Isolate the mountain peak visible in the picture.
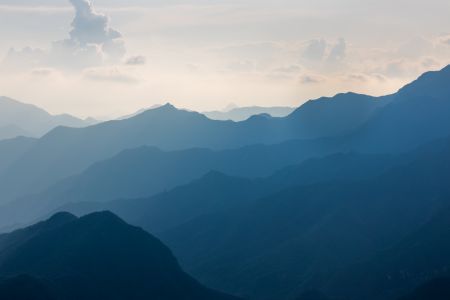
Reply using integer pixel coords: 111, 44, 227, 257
136, 102, 180, 117
397, 64, 450, 99
159, 102, 177, 110
45, 212, 77, 226
77, 211, 126, 226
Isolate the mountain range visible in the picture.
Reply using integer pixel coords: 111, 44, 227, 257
1, 66, 450, 204
0, 65, 450, 300
19, 136, 447, 300
0, 96, 95, 141
0, 89, 387, 202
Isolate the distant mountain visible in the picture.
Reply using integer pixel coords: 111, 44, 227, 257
0, 211, 240, 300
0, 96, 94, 140
0, 90, 383, 201
0, 124, 31, 141
204, 106, 295, 121
0, 137, 347, 227
0, 147, 396, 231
0, 136, 36, 175
1, 66, 449, 203
119, 104, 163, 120
348, 65, 450, 152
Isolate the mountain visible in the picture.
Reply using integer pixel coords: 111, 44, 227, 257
60, 171, 270, 234
0, 275, 56, 300
0, 136, 348, 228
204, 106, 295, 121
151, 137, 450, 300
0, 90, 379, 201
0, 124, 31, 141
0, 211, 240, 300
399, 277, 450, 300
325, 206, 450, 300
0, 96, 93, 140
347, 65, 450, 153
296, 290, 330, 300
0, 147, 396, 232
3, 65, 448, 203
0, 136, 36, 175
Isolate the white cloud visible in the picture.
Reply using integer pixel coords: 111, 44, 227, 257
300, 74, 324, 84
303, 39, 326, 61
126, 55, 146, 65
2, 0, 126, 71
83, 66, 138, 83
327, 38, 346, 62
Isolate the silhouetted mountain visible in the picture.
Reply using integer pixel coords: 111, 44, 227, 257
0, 88, 386, 201
0, 137, 346, 228
285, 92, 389, 140
63, 171, 270, 234
348, 65, 450, 152
0, 212, 240, 300
0, 275, 56, 300
326, 206, 450, 300
0, 96, 92, 140
296, 290, 330, 300
204, 106, 295, 121
399, 277, 450, 300
152, 137, 450, 300
1, 65, 449, 204
0, 147, 396, 232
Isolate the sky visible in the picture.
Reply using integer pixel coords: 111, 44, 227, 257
0, 0, 449, 118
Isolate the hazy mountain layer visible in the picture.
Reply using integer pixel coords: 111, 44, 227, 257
0, 96, 94, 140
204, 106, 295, 121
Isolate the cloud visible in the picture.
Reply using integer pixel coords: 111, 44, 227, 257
301, 38, 347, 67
327, 38, 346, 62
30, 68, 55, 77
346, 73, 368, 82
267, 65, 302, 81
2, 0, 126, 71
303, 39, 327, 61
227, 60, 255, 72
52, 0, 126, 67
2, 47, 46, 70
440, 35, 450, 46
300, 74, 324, 84
397, 37, 434, 58
272, 65, 301, 74
83, 67, 138, 84
126, 56, 146, 65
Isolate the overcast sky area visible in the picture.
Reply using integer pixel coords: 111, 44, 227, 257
0, 0, 449, 118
